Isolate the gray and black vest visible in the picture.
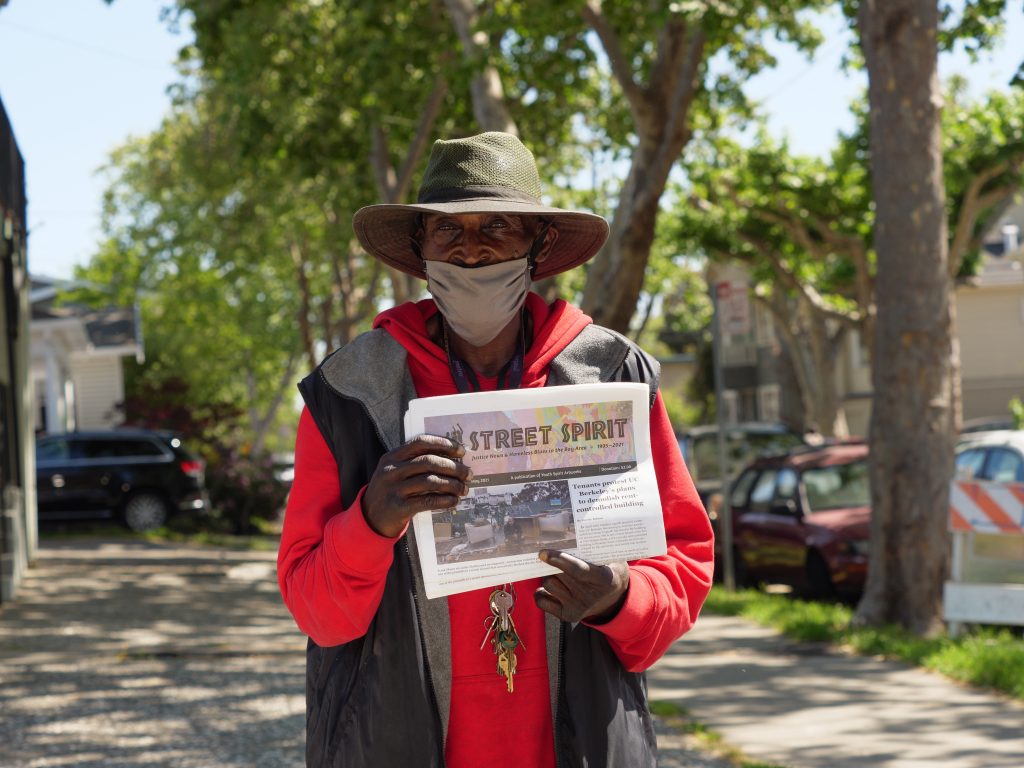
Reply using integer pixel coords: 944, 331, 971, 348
297, 323, 661, 768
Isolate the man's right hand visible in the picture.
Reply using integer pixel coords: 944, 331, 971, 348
362, 435, 472, 538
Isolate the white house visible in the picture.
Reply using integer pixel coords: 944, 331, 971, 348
697, 199, 1024, 436
30, 276, 144, 434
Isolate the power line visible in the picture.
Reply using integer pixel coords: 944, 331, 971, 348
0, 18, 171, 71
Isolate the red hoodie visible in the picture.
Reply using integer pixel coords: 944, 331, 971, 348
278, 293, 714, 768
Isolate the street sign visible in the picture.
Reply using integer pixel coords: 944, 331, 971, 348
716, 281, 751, 336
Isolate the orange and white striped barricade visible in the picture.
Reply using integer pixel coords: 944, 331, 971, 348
944, 480, 1024, 636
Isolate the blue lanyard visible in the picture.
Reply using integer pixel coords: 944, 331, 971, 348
443, 318, 525, 393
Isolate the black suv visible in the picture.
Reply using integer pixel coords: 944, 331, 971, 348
36, 429, 209, 531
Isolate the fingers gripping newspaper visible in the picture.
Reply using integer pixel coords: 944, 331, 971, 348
403, 383, 667, 599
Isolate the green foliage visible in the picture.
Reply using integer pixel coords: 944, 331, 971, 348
943, 85, 1024, 274
1010, 397, 1024, 429
204, 448, 290, 534
661, 388, 704, 432
703, 587, 1024, 700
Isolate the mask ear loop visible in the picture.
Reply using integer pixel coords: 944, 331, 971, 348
409, 213, 425, 268
527, 221, 551, 277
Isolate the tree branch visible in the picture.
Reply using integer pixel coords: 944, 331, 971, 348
652, 25, 705, 181
948, 153, 1024, 276
736, 231, 863, 326
290, 241, 317, 366
370, 122, 397, 201
582, 0, 646, 125
394, 75, 449, 202
444, 0, 517, 133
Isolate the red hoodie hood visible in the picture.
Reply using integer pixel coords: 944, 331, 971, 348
373, 292, 593, 397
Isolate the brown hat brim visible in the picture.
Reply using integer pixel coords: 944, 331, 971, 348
353, 199, 609, 281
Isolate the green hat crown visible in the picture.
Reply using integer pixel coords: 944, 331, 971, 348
417, 132, 542, 204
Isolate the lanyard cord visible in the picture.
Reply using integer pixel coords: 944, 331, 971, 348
442, 312, 526, 393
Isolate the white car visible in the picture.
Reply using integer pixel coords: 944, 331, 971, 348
955, 430, 1024, 483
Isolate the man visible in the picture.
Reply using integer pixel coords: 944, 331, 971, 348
278, 132, 714, 767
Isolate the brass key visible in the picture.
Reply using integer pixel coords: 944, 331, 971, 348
497, 647, 516, 692
487, 585, 521, 693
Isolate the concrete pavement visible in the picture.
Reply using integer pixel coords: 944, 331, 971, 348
0, 540, 727, 767
648, 613, 1024, 768
3, 539, 1022, 767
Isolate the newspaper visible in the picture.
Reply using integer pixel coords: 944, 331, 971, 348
403, 382, 667, 599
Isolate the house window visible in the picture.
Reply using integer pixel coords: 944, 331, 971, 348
34, 379, 46, 434
721, 390, 739, 425
754, 301, 777, 347
758, 384, 781, 422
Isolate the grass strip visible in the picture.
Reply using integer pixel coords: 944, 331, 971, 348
703, 587, 1024, 700
649, 700, 789, 768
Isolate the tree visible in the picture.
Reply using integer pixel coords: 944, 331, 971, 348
677, 128, 873, 437
574, 1, 830, 332
855, 0, 953, 635
674, 85, 1024, 443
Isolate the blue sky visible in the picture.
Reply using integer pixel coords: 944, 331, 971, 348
0, 2, 1021, 280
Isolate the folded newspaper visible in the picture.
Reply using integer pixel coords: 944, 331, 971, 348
403, 382, 667, 599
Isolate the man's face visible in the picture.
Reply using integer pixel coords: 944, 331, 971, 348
418, 213, 539, 267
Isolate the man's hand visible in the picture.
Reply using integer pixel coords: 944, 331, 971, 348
362, 435, 471, 538
534, 550, 630, 624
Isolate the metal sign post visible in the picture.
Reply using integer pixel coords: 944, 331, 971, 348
712, 282, 736, 591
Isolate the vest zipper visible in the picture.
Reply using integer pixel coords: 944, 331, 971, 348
554, 622, 565, 768
404, 535, 446, 766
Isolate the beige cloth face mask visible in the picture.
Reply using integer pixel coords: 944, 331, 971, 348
424, 258, 531, 347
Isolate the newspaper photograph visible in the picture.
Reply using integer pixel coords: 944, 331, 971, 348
403, 383, 667, 599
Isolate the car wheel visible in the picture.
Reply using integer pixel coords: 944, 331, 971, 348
804, 550, 835, 600
123, 493, 168, 532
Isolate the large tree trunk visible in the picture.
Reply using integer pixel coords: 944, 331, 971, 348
580, 7, 705, 333
854, 0, 955, 635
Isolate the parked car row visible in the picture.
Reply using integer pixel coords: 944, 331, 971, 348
36, 429, 209, 532
689, 423, 1023, 601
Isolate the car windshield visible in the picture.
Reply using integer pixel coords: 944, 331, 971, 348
692, 431, 804, 482
802, 460, 870, 512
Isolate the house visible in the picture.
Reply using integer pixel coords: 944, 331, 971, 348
835, 201, 1024, 435
0, 92, 34, 604
708, 200, 1024, 437
692, 262, 804, 429
955, 203, 1024, 424
30, 276, 144, 434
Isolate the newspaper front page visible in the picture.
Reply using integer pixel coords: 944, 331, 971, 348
403, 383, 666, 599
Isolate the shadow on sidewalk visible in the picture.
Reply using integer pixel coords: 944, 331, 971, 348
0, 539, 307, 768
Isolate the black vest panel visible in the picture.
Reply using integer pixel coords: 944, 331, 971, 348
295, 330, 661, 767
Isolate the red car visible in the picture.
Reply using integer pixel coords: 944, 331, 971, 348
726, 442, 871, 598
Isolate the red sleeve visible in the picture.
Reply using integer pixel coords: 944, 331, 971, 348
585, 392, 715, 671
276, 407, 405, 647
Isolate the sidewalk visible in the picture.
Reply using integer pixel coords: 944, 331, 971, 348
648, 613, 1024, 768
3, 541, 1022, 767
0, 540, 724, 768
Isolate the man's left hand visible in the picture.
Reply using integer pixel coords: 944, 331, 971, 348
534, 550, 629, 624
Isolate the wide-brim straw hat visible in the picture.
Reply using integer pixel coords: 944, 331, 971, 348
353, 132, 609, 281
